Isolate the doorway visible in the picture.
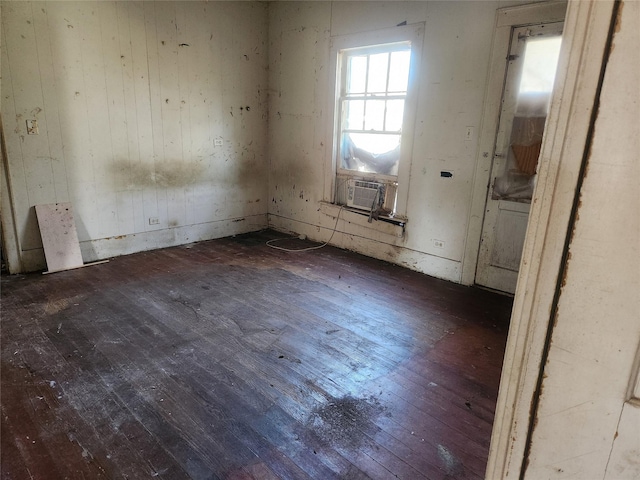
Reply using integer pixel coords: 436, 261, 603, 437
475, 22, 563, 294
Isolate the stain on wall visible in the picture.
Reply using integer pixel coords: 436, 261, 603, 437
111, 159, 207, 189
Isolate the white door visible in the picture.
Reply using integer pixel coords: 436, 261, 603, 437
475, 23, 563, 293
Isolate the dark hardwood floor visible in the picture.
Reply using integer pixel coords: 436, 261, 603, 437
1, 230, 513, 480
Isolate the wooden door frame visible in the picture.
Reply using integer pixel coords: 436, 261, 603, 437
0, 113, 23, 274
485, 0, 618, 477
0, 4, 22, 273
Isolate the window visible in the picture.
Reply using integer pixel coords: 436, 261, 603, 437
338, 44, 411, 177
492, 25, 563, 201
325, 24, 423, 219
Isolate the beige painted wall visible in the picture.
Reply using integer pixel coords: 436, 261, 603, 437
2, 1, 269, 272
267, 0, 526, 283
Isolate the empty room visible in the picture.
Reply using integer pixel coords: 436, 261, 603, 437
1, 1, 638, 479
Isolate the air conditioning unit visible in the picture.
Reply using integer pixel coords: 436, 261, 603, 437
346, 179, 383, 210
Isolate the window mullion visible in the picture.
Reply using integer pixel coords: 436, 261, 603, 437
363, 55, 370, 130
340, 97, 346, 140
343, 129, 399, 135
346, 93, 405, 101
383, 53, 391, 131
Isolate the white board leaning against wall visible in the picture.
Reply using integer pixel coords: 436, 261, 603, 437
35, 202, 107, 274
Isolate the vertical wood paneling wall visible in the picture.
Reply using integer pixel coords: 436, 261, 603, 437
2, 1, 268, 272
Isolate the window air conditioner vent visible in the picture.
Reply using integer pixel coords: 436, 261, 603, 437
346, 180, 383, 210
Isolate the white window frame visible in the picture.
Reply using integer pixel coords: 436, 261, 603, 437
324, 24, 424, 219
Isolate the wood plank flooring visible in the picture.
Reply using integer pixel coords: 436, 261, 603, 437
1, 230, 513, 479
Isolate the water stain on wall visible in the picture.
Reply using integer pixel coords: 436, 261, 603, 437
269, 158, 317, 192
112, 159, 206, 189
234, 156, 265, 188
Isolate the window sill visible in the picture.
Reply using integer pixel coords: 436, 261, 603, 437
319, 201, 406, 238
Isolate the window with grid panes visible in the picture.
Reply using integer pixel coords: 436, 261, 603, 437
325, 24, 423, 219
337, 43, 411, 177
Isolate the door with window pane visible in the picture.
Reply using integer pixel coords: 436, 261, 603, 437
476, 23, 563, 293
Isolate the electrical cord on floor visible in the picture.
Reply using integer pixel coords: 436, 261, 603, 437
266, 206, 344, 252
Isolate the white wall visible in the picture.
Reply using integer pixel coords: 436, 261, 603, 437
267, 0, 524, 283
1, 1, 269, 272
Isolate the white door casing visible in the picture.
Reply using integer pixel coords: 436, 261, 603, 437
486, 0, 622, 478
525, 0, 640, 475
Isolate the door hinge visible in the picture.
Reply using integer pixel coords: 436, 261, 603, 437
518, 29, 532, 40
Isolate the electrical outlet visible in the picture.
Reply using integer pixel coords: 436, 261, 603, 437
433, 239, 445, 249
148, 217, 160, 225
214, 139, 223, 147
465, 126, 474, 142
26, 119, 39, 135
